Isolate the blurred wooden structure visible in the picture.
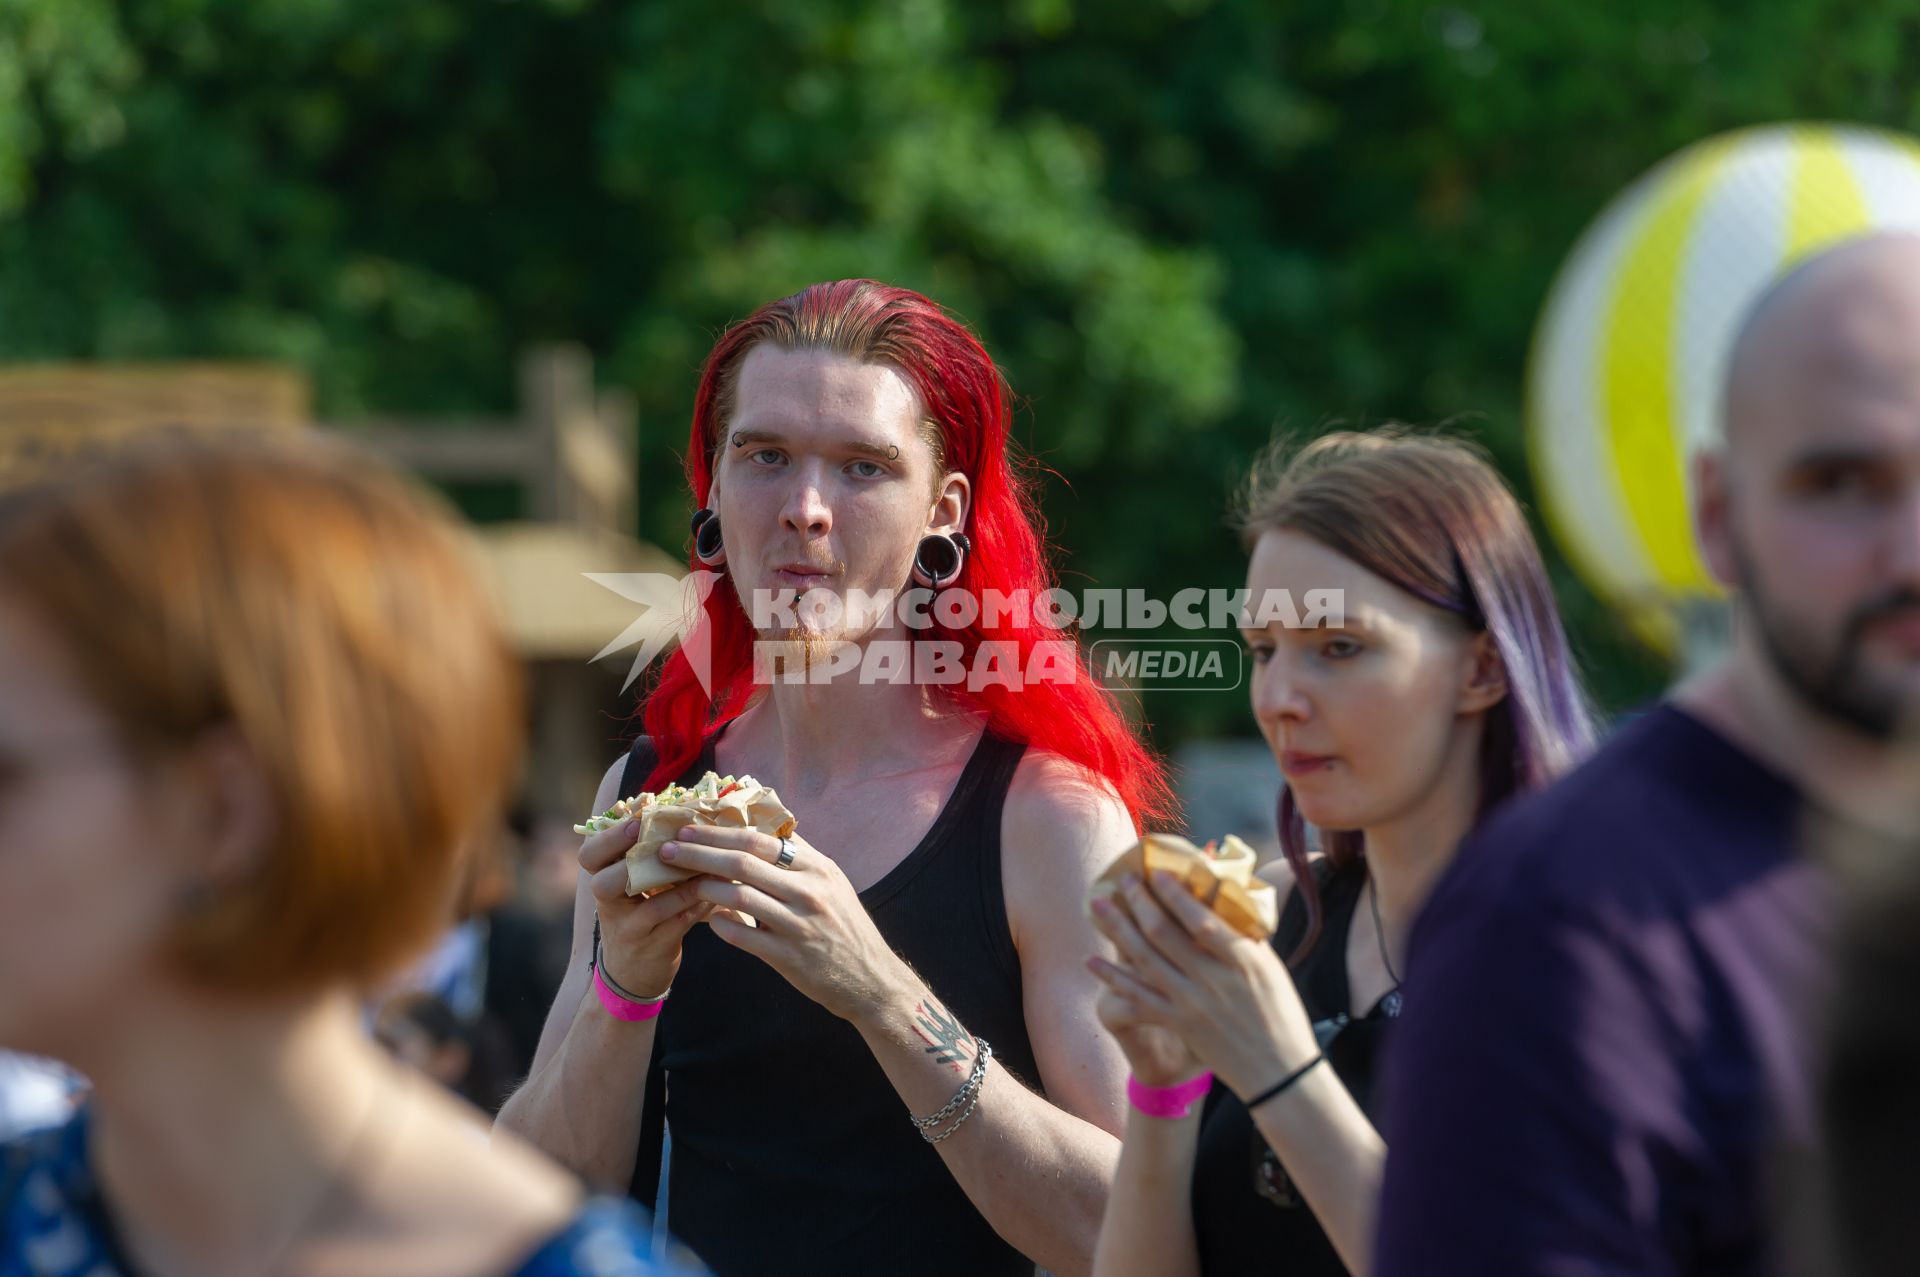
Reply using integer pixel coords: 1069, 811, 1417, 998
0, 363, 310, 482
350, 347, 638, 540
0, 347, 680, 822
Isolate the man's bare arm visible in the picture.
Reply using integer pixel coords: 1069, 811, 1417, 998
842, 753, 1135, 1277
495, 756, 695, 1190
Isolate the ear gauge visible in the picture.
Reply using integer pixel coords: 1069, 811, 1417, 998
911, 531, 971, 590
691, 507, 727, 568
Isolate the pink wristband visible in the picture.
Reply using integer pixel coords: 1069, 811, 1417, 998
1127, 1071, 1214, 1119
593, 962, 668, 1022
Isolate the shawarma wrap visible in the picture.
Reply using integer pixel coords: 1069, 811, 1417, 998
1090, 832, 1279, 940
573, 771, 798, 896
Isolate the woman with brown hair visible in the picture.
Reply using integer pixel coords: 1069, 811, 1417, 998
0, 434, 699, 1275
1089, 430, 1598, 1276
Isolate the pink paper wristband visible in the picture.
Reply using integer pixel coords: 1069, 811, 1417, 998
593, 962, 668, 1022
1127, 1070, 1214, 1119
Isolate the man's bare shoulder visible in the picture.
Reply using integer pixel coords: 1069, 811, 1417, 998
1000, 748, 1138, 930
1003, 748, 1137, 856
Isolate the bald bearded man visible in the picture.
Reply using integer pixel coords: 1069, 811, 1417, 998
1372, 234, 1920, 1276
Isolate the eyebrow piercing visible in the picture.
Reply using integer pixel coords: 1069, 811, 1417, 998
729, 433, 899, 461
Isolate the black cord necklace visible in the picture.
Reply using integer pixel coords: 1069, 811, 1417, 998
1367, 873, 1403, 991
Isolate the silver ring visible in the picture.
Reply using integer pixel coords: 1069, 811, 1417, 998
775, 837, 797, 869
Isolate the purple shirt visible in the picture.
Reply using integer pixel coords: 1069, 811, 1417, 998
1375, 704, 1830, 1276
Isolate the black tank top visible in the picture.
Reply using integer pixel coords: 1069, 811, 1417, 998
616, 727, 1042, 1277
1190, 857, 1396, 1276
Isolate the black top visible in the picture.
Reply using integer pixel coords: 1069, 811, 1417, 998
1191, 856, 1392, 1276
617, 728, 1042, 1277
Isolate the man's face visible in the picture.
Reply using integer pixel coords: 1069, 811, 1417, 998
1714, 248, 1920, 739
713, 344, 965, 648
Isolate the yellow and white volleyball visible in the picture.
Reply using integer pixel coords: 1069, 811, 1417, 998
1527, 123, 1920, 657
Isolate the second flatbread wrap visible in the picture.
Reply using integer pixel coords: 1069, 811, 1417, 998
1089, 832, 1279, 940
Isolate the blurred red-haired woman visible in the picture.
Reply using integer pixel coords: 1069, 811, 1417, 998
0, 435, 700, 1276
500, 280, 1170, 1276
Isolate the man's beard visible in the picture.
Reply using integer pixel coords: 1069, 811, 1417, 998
757, 627, 842, 677
740, 576, 845, 675
747, 580, 902, 679
1733, 535, 1920, 741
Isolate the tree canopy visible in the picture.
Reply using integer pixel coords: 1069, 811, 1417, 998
6, 0, 1906, 742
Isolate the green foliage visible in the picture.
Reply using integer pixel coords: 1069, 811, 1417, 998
7, 0, 1904, 742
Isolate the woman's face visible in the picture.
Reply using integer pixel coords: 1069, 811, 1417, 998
0, 596, 188, 1056
1242, 530, 1499, 833
713, 344, 968, 645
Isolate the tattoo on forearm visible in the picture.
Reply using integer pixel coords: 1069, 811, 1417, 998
912, 999, 975, 1071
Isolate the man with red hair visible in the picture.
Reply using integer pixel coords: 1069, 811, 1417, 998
500, 280, 1174, 1276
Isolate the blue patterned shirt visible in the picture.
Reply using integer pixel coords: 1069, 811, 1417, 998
1, 1108, 704, 1277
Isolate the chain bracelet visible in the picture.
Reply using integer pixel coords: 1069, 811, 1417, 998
922, 1077, 986, 1144
911, 1040, 992, 1142
910, 1039, 991, 1129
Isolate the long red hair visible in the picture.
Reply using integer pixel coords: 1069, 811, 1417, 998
638, 280, 1174, 829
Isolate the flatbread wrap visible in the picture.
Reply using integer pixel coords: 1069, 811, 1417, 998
573, 771, 798, 896
1090, 832, 1279, 940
